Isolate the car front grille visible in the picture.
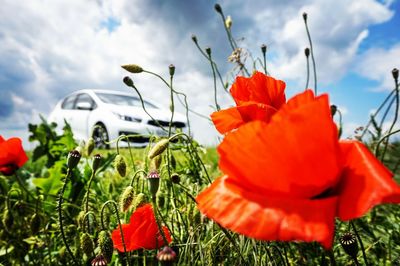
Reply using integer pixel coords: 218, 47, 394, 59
119, 131, 150, 143
147, 120, 186, 128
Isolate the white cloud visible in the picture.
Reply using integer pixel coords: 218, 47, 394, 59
355, 44, 400, 91
0, 0, 397, 147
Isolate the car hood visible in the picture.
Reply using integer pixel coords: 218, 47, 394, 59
105, 104, 186, 122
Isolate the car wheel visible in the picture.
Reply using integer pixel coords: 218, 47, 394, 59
92, 123, 110, 149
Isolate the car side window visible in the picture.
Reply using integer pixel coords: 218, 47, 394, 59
75, 93, 97, 110
61, 95, 77, 109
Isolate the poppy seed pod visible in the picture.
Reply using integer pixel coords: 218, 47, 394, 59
114, 154, 127, 177
98, 230, 113, 262
191, 34, 198, 44
121, 64, 143, 74
214, 3, 222, 14
393, 68, 399, 82
92, 154, 102, 173
148, 139, 169, 160
302, 12, 308, 21
157, 246, 177, 263
123, 76, 134, 87
147, 171, 160, 197
80, 233, 94, 257
305, 47, 310, 57
120, 185, 135, 212
169, 64, 175, 76
339, 232, 359, 259
30, 213, 41, 234
261, 44, 267, 55
91, 254, 108, 266
205, 47, 212, 57
330, 105, 337, 117
171, 173, 180, 184
67, 150, 81, 169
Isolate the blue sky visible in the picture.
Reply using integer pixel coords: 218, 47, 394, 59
0, 0, 399, 147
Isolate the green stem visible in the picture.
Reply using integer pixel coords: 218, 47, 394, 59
350, 221, 369, 266
151, 197, 169, 246
304, 19, 317, 95
58, 168, 79, 265
305, 54, 310, 90
374, 129, 400, 157
208, 52, 220, 111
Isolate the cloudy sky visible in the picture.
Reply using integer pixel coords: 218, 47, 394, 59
0, 0, 399, 148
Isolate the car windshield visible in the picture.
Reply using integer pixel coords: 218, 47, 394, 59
96, 92, 158, 109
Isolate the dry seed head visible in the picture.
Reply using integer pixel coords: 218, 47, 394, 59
330, 105, 337, 117
393, 68, 399, 82
121, 64, 144, 73
339, 232, 358, 259
302, 12, 308, 21
191, 34, 198, 44
205, 47, 212, 57
67, 150, 81, 169
147, 171, 160, 196
169, 64, 175, 76
120, 186, 135, 212
91, 254, 108, 266
98, 230, 113, 262
114, 154, 127, 177
92, 154, 102, 172
261, 44, 267, 54
148, 139, 169, 160
80, 232, 94, 257
305, 47, 310, 57
156, 246, 177, 262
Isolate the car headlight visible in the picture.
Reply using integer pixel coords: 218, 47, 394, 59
113, 112, 142, 123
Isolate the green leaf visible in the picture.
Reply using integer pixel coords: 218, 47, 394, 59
32, 160, 65, 195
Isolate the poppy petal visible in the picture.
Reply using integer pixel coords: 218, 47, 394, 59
336, 140, 400, 220
111, 224, 134, 252
218, 92, 341, 198
211, 102, 277, 134
197, 175, 338, 249
230, 72, 286, 108
0, 137, 28, 167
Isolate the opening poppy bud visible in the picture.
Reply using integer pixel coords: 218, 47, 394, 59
148, 139, 169, 160
225, 15, 232, 29
114, 154, 127, 177
169, 64, 175, 76
156, 246, 177, 263
191, 34, 198, 44
120, 185, 135, 212
92, 154, 102, 173
134, 193, 147, 209
330, 105, 337, 117
147, 170, 160, 197
77, 210, 86, 229
98, 230, 113, 262
2, 208, 13, 230
67, 150, 81, 169
214, 3, 222, 14
121, 64, 144, 74
30, 213, 41, 234
261, 44, 267, 55
305, 47, 310, 57
123, 76, 134, 87
80, 232, 94, 257
151, 155, 163, 170
86, 137, 95, 156
340, 232, 359, 259
392, 68, 399, 82
91, 254, 108, 266
302, 12, 308, 21
171, 173, 180, 184
205, 47, 212, 57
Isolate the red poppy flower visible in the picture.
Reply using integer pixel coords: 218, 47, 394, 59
211, 71, 286, 134
0, 135, 28, 176
111, 203, 172, 252
197, 90, 400, 249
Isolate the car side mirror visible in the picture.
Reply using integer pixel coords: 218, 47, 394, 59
76, 101, 92, 110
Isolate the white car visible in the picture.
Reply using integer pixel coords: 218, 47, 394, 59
48, 89, 187, 148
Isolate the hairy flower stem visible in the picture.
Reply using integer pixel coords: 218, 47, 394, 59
350, 221, 369, 266
305, 53, 310, 90
327, 249, 337, 266
115, 135, 136, 171
151, 197, 169, 245
380, 79, 399, 160
58, 168, 79, 265
101, 200, 131, 266
374, 129, 400, 157
207, 51, 220, 111
303, 17, 318, 94
84, 169, 96, 231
